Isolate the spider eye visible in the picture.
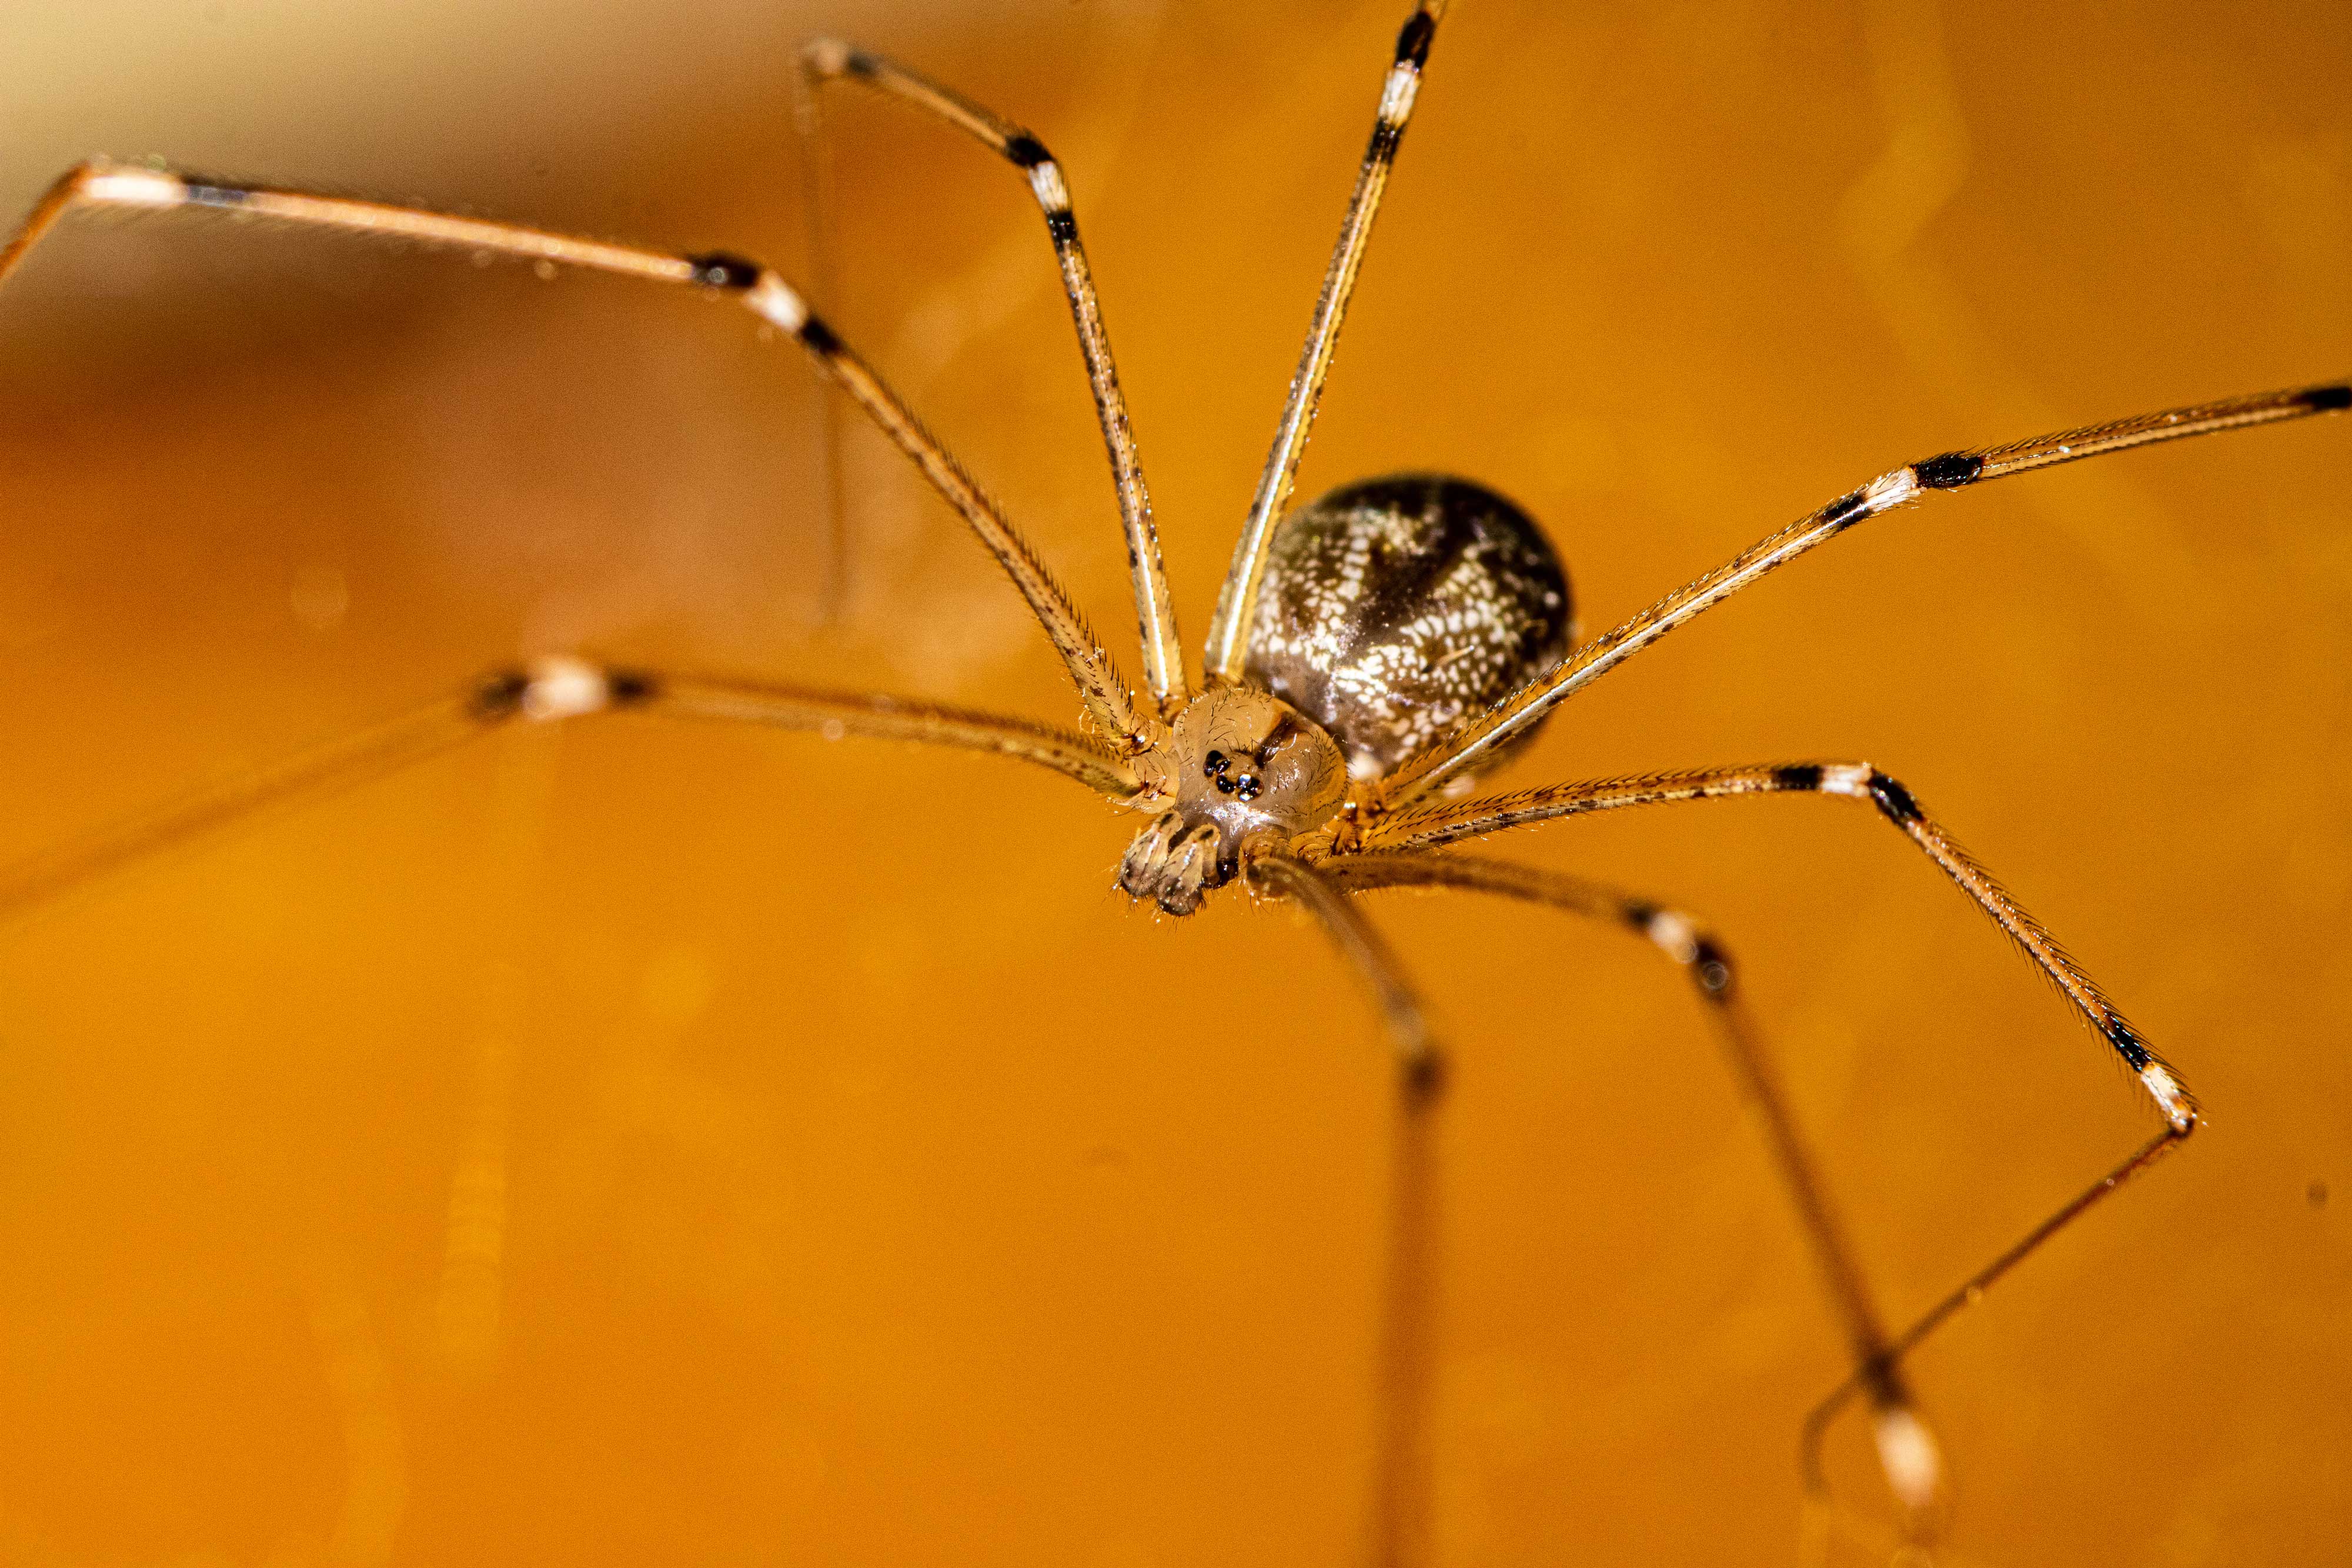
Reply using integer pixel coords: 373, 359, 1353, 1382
1234, 775, 1262, 801
1213, 773, 1237, 795
1204, 749, 1227, 777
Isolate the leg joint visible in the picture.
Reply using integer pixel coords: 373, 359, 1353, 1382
1624, 900, 1739, 996
1913, 450, 1985, 489
1402, 1043, 1448, 1104
795, 36, 867, 82
1794, 760, 1922, 825
684, 250, 762, 291
476, 656, 659, 724
1866, 770, 1923, 825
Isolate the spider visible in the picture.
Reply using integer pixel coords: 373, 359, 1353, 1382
1, 2, 2346, 1564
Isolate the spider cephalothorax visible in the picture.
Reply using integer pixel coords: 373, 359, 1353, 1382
1118, 685, 1346, 915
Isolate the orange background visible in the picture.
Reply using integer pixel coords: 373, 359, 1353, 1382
0, 2, 2347, 1564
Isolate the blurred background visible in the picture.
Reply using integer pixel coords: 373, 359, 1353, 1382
0, 1, 2347, 1563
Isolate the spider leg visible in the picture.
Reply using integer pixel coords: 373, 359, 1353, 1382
1378, 379, 2351, 808
794, 40, 1185, 710
2, 677, 509, 927
1248, 851, 1443, 1568
1, 656, 1138, 927
1201, 4, 1449, 683
630, 665, 1142, 798
1318, 848, 1946, 1526
0, 165, 1150, 748
1365, 759, 2199, 1130
1357, 760, 2202, 1513
1795, 1124, 2184, 1527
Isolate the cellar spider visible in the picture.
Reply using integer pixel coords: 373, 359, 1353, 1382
2, 2, 2346, 1564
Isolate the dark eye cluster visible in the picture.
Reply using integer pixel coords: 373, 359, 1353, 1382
1202, 748, 1264, 802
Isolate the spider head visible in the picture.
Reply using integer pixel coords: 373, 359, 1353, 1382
1117, 686, 1347, 915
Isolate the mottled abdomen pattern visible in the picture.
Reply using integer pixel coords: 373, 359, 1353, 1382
1244, 473, 1572, 783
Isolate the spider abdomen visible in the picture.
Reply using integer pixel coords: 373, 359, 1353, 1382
1243, 473, 1572, 783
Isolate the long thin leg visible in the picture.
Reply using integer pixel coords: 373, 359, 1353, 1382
795, 40, 1187, 713
1797, 1125, 2186, 1506
1201, 4, 1449, 683
629, 663, 1142, 798
0, 165, 1150, 747
1377, 380, 2351, 808
0, 656, 1138, 925
1354, 759, 2204, 1533
791, 38, 854, 624
1358, 758, 2197, 1131
0, 678, 514, 925
1318, 850, 1945, 1517
1249, 851, 1444, 1568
